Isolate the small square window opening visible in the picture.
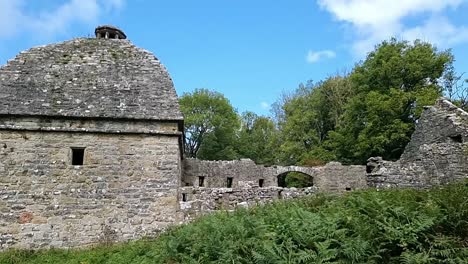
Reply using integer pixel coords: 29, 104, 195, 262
71, 148, 85, 165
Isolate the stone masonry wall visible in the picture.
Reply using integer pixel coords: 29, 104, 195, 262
178, 186, 317, 221
2, 96, 467, 251
367, 99, 468, 189
0, 38, 183, 121
367, 143, 468, 189
401, 99, 468, 162
183, 159, 367, 193
0, 129, 182, 250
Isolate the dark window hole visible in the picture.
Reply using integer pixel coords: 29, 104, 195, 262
198, 176, 205, 187
71, 148, 85, 165
449, 135, 463, 143
182, 193, 187, 202
259, 179, 264, 187
227, 177, 233, 188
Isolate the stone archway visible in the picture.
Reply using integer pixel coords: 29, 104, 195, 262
276, 171, 314, 188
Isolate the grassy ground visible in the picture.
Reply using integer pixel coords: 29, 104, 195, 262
1, 181, 467, 264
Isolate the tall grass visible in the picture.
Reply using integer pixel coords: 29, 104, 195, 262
1, 181, 467, 264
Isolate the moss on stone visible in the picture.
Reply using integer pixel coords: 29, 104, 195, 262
463, 145, 468, 156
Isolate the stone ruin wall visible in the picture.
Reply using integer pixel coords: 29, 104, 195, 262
1, 99, 467, 251
367, 143, 468, 189
0, 118, 183, 250
178, 159, 367, 220
180, 99, 468, 220
182, 158, 367, 192
367, 99, 468, 189
179, 186, 317, 222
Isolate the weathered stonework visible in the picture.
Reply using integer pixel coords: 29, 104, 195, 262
367, 98, 468, 189
0, 37, 183, 121
179, 186, 318, 221
0, 26, 185, 250
183, 159, 367, 192
0, 130, 182, 249
1, 25, 467, 251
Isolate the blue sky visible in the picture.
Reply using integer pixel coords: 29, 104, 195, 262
1, 0, 468, 115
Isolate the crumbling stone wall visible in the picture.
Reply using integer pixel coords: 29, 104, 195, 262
0, 124, 182, 250
183, 159, 367, 192
0, 22, 466, 251
178, 186, 317, 221
367, 99, 468, 189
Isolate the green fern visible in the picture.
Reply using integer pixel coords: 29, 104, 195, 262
1, 182, 467, 264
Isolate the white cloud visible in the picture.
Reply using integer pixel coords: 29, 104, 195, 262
318, 0, 468, 55
104, 0, 125, 10
260, 101, 270, 110
306, 50, 336, 63
401, 16, 468, 46
0, 1, 26, 38
0, 0, 125, 39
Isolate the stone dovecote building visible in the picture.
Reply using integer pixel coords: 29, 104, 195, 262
0, 26, 185, 249
0, 25, 467, 251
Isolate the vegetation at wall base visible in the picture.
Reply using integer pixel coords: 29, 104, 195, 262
1, 181, 467, 264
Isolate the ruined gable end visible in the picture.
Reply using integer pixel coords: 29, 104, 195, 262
401, 98, 468, 162
368, 98, 468, 189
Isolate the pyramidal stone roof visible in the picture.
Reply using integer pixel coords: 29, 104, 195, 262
0, 36, 183, 121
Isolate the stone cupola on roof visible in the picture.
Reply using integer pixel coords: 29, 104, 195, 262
95, 25, 127, 39
0, 25, 183, 121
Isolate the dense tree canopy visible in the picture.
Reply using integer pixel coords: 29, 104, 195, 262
236, 112, 279, 165
329, 39, 452, 164
276, 39, 454, 165
179, 88, 239, 160
180, 39, 461, 167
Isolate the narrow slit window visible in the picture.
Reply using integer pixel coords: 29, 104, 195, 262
182, 193, 187, 202
198, 176, 205, 187
71, 148, 85, 165
227, 177, 233, 188
259, 179, 264, 187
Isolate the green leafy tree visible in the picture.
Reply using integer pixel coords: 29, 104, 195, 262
330, 39, 453, 164
179, 88, 240, 160
236, 111, 280, 165
275, 76, 352, 165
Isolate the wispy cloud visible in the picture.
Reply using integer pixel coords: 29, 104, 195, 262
306, 50, 336, 63
318, 0, 468, 56
0, 0, 125, 39
260, 101, 270, 110
0, 1, 25, 38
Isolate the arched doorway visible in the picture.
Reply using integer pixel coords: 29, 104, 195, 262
277, 171, 314, 188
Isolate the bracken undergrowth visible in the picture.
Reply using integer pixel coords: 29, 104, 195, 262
1, 181, 467, 264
